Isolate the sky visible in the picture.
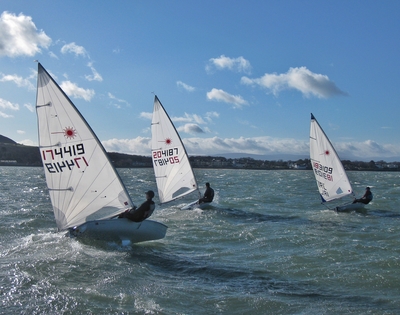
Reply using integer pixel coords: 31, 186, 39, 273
1, 0, 400, 161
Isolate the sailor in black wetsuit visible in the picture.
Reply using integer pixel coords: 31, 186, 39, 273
352, 187, 373, 204
198, 182, 214, 204
119, 190, 155, 222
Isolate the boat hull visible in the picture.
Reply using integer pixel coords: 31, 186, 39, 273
181, 200, 212, 210
335, 203, 366, 212
69, 218, 167, 244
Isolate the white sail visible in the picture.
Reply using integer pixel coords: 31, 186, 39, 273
36, 63, 134, 231
151, 96, 198, 204
310, 113, 353, 203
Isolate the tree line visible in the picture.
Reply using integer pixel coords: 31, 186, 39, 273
1, 141, 399, 171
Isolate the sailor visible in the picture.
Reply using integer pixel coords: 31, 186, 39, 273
198, 182, 214, 204
352, 187, 373, 204
119, 190, 156, 222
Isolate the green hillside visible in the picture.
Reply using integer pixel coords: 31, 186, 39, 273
0, 136, 41, 166
0, 134, 152, 167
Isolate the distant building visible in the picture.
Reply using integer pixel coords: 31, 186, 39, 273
289, 162, 307, 170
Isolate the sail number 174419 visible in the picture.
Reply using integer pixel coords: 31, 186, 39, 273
41, 143, 88, 173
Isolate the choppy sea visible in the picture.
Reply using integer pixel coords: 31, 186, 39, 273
1, 166, 400, 314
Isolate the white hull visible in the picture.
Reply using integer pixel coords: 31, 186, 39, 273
335, 203, 366, 212
69, 218, 167, 244
181, 200, 212, 210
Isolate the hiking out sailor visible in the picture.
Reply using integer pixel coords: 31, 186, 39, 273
352, 187, 373, 204
119, 190, 155, 222
198, 182, 214, 204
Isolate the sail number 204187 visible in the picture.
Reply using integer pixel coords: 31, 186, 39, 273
152, 148, 180, 167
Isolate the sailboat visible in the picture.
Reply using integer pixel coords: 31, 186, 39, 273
35, 63, 167, 244
310, 113, 365, 211
151, 95, 204, 210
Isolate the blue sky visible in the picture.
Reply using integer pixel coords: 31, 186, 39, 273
1, 1, 400, 161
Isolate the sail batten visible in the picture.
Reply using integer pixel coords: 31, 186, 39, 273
310, 113, 353, 204
36, 63, 134, 230
151, 96, 198, 204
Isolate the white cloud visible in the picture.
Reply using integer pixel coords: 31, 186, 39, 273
141, 110, 216, 134
205, 111, 219, 122
141, 127, 150, 134
182, 136, 309, 156
0, 72, 35, 90
241, 66, 347, 98
335, 140, 400, 160
171, 113, 206, 125
60, 81, 95, 101
102, 137, 151, 155
206, 88, 249, 108
0, 11, 51, 57
48, 51, 58, 59
86, 62, 103, 82
177, 123, 205, 134
101, 134, 400, 161
102, 135, 309, 156
182, 136, 400, 161
169, 113, 192, 123
24, 103, 35, 112
142, 110, 214, 126
0, 111, 13, 118
17, 130, 25, 134
140, 112, 219, 134
18, 139, 37, 146
206, 55, 251, 74
108, 92, 129, 108
61, 42, 88, 57
177, 81, 195, 92
238, 119, 258, 129
0, 98, 19, 111
140, 112, 153, 120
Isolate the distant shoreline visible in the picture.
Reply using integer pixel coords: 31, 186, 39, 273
1, 136, 399, 172
1, 163, 399, 172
